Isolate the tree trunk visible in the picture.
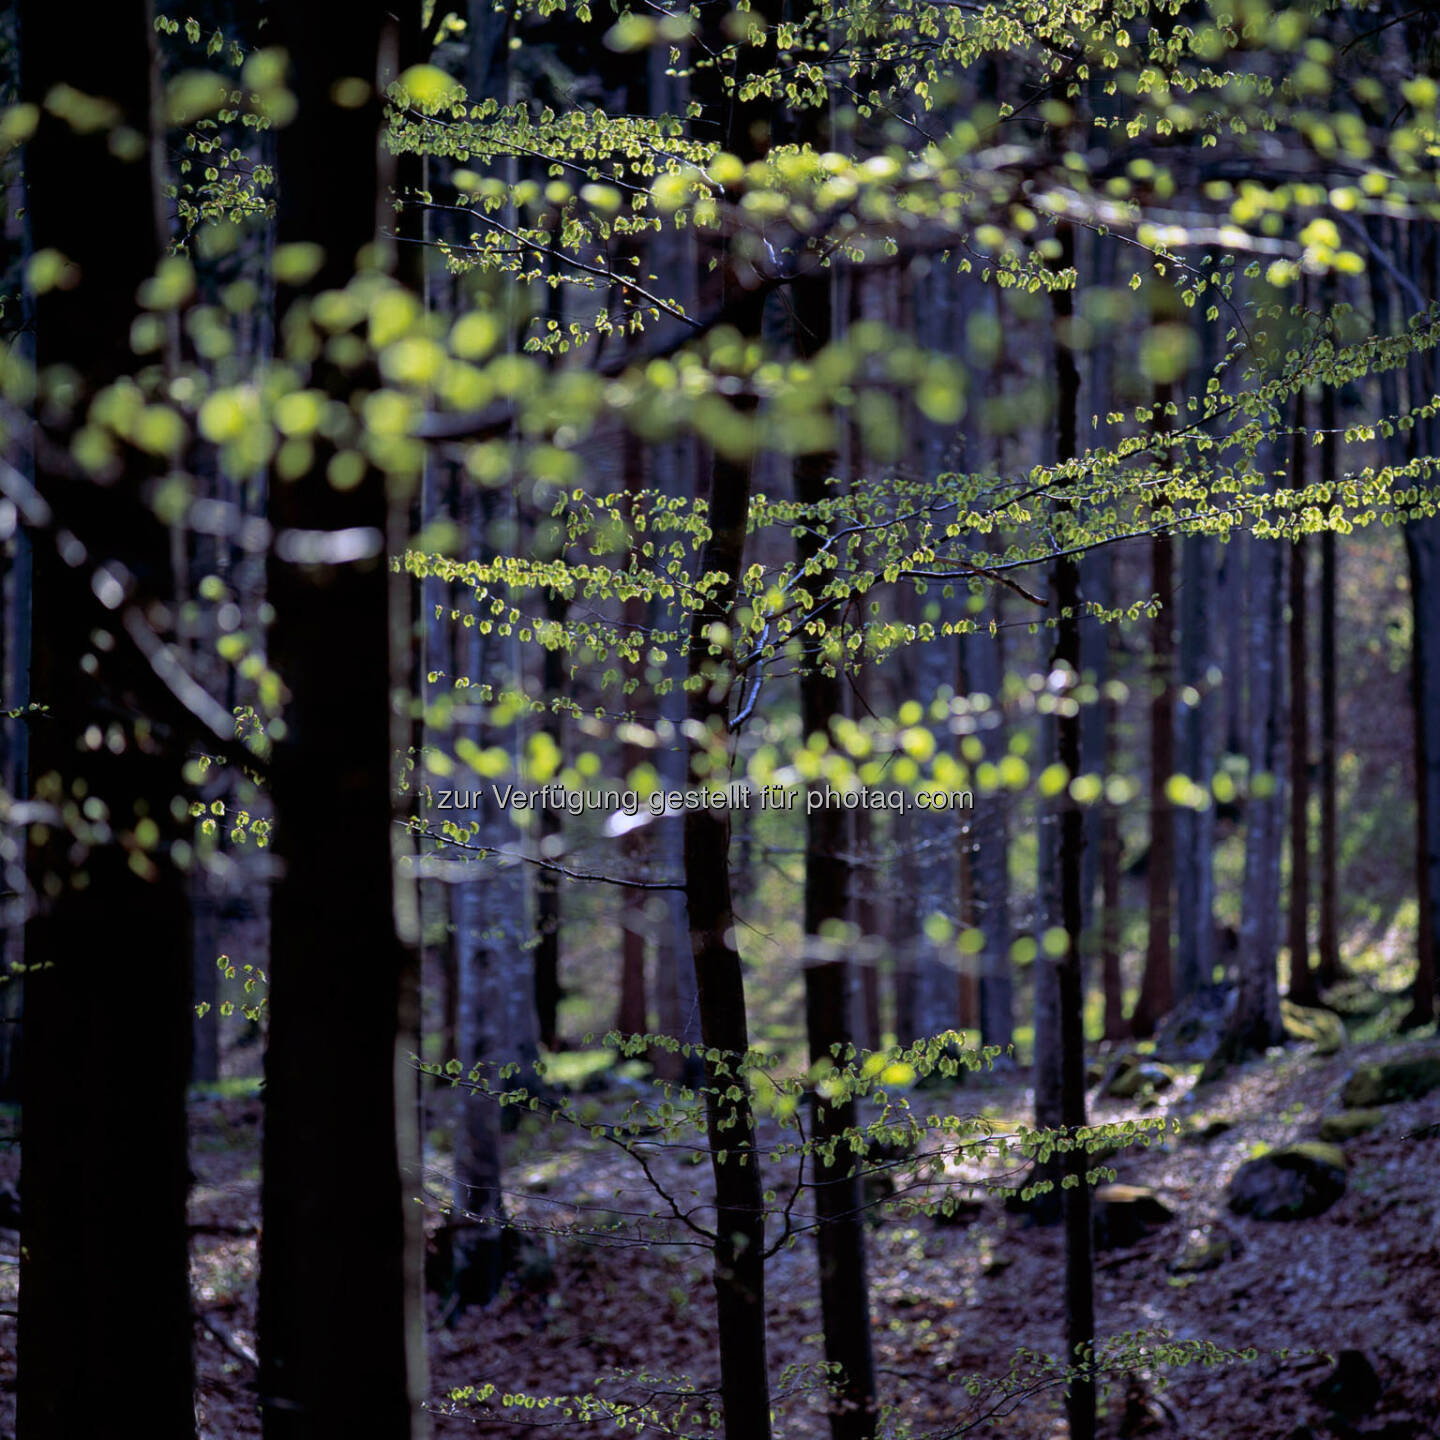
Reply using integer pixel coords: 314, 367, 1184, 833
1316, 360, 1341, 990
1219, 530, 1247, 758
1401, 220, 1440, 1029
1229, 523, 1286, 1058
533, 590, 565, 1048
1286, 397, 1317, 1005
258, 4, 428, 1434
1175, 523, 1218, 999
451, 485, 535, 1308
684, 443, 772, 1437
1368, 214, 1438, 1030
1100, 687, 1127, 1042
792, 211, 879, 1440
849, 666, 886, 1053
964, 601, 1013, 1051
1133, 519, 1175, 1036
17, 5, 195, 1430
682, 10, 779, 1424
1048, 221, 1095, 1440
618, 424, 649, 1040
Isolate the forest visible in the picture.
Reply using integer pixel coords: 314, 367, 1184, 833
1, 0, 1439, 1436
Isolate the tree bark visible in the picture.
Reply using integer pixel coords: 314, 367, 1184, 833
533, 590, 566, 1048
684, 443, 772, 1438
17, 5, 195, 1431
964, 600, 1013, 1051
792, 198, 879, 1439
450, 485, 535, 1309
1316, 363, 1341, 990
1133, 518, 1175, 1036
258, 4, 429, 1435
1286, 395, 1317, 1005
1053, 221, 1095, 1440
618, 424, 649, 1041
682, 10, 780, 1427
1175, 527, 1218, 999
1401, 220, 1440, 1028
1229, 522, 1286, 1058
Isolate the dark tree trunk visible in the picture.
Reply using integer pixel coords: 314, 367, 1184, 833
534, 589, 567, 1048
1050, 220, 1095, 1440
1286, 397, 1317, 1005
684, 446, 772, 1438
964, 600, 1013, 1051
792, 224, 879, 1440
681, 12, 780, 1426
1175, 528, 1218, 999
1316, 363, 1341, 990
1100, 689, 1126, 1043
618, 425, 649, 1041
1133, 519, 1175, 1036
17, 5, 195, 1431
450, 486, 534, 1309
258, 5, 428, 1434
1401, 221, 1440, 1028
1219, 533, 1247, 759
1176, 264, 1223, 1001
639, 37, 700, 1077
848, 664, 886, 1053
1369, 215, 1438, 1029
1228, 523, 1286, 1058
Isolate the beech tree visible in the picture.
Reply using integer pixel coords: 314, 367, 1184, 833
255, 3, 429, 1433
16, 4, 195, 1431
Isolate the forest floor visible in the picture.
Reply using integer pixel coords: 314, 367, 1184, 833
1, 1021, 1438, 1440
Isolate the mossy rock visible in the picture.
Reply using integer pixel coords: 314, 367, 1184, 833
1226, 1142, 1347, 1220
1092, 1184, 1174, 1250
1318, 1109, 1384, 1143
1103, 1056, 1179, 1100
1281, 1000, 1346, 1056
1183, 1117, 1235, 1146
1169, 1223, 1238, 1274
1340, 1054, 1440, 1109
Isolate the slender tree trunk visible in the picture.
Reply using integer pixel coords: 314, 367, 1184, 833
1367, 214, 1439, 1030
844, 275, 885, 1055
1133, 517, 1175, 1035
1228, 519, 1286, 1058
644, 35, 703, 1077
1176, 259, 1224, 1001
534, 591, 566, 1047
652, 431, 703, 1086
258, 4, 428, 1433
451, 486, 534, 1308
1316, 361, 1341, 990
1100, 684, 1126, 1042
1049, 220, 1095, 1440
682, 11, 779, 1420
791, 199, 878, 1438
849, 666, 886, 1053
1287, 396, 1318, 1005
906, 261, 966, 1045
618, 425, 649, 1040
17, 5, 195, 1430
964, 601, 1013, 1051
1220, 533, 1247, 758
684, 446, 772, 1437
1401, 220, 1440, 1028
1176, 527, 1218, 999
